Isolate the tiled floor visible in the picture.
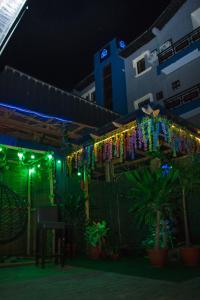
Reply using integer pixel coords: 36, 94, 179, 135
0, 265, 200, 300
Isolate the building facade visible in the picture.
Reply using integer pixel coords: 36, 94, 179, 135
74, 0, 200, 127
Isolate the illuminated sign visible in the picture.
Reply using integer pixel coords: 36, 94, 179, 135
100, 48, 108, 60
0, 0, 27, 54
119, 40, 126, 49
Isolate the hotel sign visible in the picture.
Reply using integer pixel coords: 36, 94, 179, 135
0, 0, 27, 50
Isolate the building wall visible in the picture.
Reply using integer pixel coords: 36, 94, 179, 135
94, 39, 128, 115
124, 0, 200, 114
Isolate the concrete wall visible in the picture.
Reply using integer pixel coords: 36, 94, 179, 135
124, 0, 200, 113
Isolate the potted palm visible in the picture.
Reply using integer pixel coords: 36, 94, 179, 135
175, 155, 200, 266
85, 220, 109, 259
61, 193, 85, 257
128, 166, 178, 267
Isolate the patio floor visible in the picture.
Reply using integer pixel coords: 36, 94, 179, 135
0, 258, 200, 300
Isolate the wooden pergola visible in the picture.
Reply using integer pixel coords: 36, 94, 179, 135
66, 109, 200, 219
0, 103, 95, 148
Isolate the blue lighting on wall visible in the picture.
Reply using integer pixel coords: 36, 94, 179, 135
119, 40, 126, 49
0, 101, 72, 123
100, 48, 108, 60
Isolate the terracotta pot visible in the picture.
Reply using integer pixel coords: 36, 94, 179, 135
89, 245, 101, 260
111, 253, 120, 261
180, 247, 200, 267
66, 243, 76, 257
148, 248, 168, 268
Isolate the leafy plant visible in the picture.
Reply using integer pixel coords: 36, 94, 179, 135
61, 194, 85, 226
85, 221, 109, 247
127, 166, 179, 249
175, 155, 200, 247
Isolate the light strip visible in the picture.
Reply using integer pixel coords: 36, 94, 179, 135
0, 101, 72, 123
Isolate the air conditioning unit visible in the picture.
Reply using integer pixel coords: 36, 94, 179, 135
159, 40, 172, 52
147, 50, 158, 64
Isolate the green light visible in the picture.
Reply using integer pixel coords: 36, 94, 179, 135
0, 147, 3, 152
37, 164, 41, 168
18, 152, 24, 160
48, 154, 53, 160
31, 155, 35, 159
77, 172, 81, 177
29, 168, 35, 175
57, 160, 61, 164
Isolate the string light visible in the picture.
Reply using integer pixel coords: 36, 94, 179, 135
29, 167, 35, 175
48, 154, 53, 160
31, 155, 35, 159
18, 152, 24, 160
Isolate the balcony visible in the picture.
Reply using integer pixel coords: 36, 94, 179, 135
164, 84, 200, 113
157, 27, 200, 75
158, 26, 200, 64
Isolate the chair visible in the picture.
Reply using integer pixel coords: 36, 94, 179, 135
35, 206, 66, 268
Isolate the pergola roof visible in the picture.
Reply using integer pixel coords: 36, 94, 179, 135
0, 101, 96, 148
0, 66, 119, 128
67, 106, 200, 178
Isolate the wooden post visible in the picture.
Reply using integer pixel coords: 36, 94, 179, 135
27, 170, 31, 256
49, 163, 56, 255
105, 161, 111, 182
84, 166, 90, 221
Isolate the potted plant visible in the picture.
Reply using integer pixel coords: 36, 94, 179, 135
61, 193, 85, 257
85, 220, 109, 259
127, 166, 178, 267
175, 155, 200, 266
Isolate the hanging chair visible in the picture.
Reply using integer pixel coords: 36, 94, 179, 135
0, 183, 27, 244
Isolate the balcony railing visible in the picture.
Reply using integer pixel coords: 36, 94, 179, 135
164, 84, 200, 110
158, 26, 200, 64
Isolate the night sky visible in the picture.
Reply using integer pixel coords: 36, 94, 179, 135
1, 0, 170, 91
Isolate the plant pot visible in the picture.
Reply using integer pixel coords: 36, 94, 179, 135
66, 243, 77, 258
180, 247, 200, 267
89, 246, 101, 260
147, 248, 168, 268
111, 253, 120, 261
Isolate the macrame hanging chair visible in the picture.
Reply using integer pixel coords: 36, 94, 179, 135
0, 183, 27, 244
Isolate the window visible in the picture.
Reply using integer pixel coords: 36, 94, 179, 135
172, 80, 180, 90
137, 58, 146, 74
138, 98, 150, 109
134, 93, 153, 110
156, 91, 164, 101
133, 51, 152, 77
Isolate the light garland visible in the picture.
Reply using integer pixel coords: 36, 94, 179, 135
66, 116, 200, 175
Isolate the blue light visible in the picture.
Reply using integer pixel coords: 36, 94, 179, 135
0, 102, 72, 123
161, 163, 172, 175
119, 40, 126, 49
101, 48, 108, 60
